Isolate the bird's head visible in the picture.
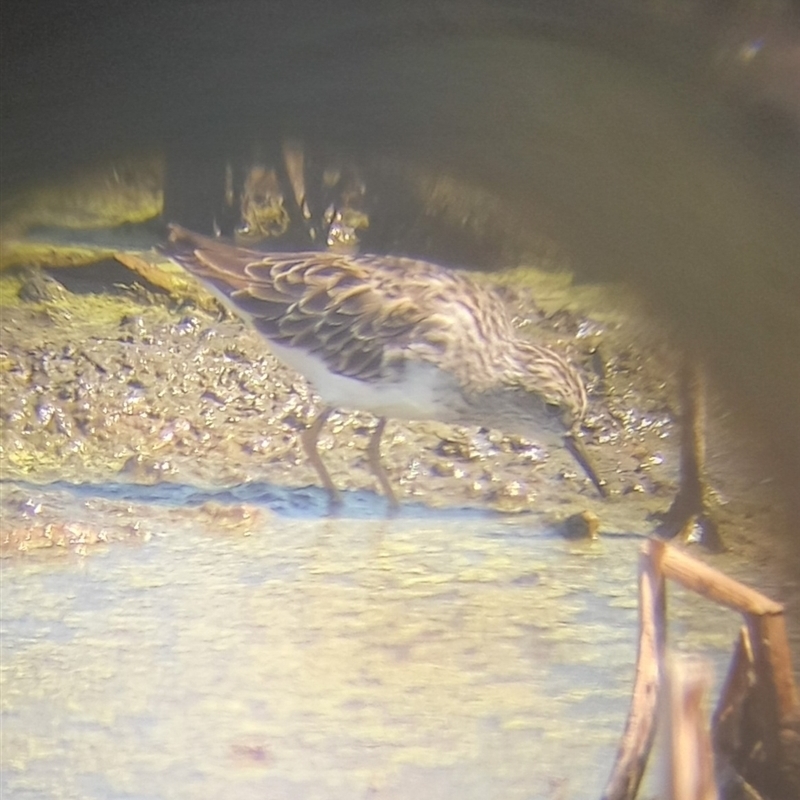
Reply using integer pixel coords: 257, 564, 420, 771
510, 341, 587, 435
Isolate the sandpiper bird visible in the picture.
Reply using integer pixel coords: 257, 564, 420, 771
163, 223, 605, 506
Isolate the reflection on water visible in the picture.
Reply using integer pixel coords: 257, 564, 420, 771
1, 513, 747, 800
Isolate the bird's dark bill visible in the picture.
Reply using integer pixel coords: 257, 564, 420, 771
564, 434, 608, 498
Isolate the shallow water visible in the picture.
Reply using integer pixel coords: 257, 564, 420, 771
1, 496, 747, 800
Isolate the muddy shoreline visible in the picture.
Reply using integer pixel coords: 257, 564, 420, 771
0, 257, 790, 567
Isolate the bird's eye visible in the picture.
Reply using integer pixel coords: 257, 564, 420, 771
545, 401, 562, 416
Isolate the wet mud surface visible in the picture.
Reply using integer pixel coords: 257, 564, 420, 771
1, 264, 682, 538
0, 260, 791, 554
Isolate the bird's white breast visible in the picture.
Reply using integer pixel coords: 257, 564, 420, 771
196, 277, 463, 421
268, 339, 457, 421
